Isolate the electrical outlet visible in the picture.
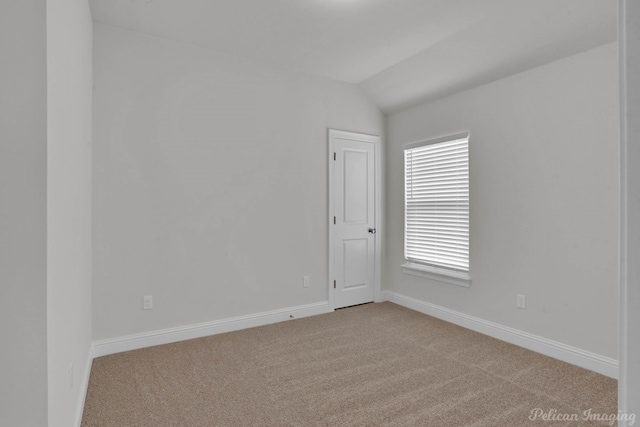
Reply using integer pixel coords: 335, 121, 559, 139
517, 294, 526, 309
69, 364, 74, 391
143, 295, 153, 310
303, 276, 310, 288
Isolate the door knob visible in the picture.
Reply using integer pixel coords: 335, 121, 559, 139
369, 228, 376, 234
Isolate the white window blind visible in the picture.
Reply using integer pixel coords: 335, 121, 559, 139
404, 132, 469, 273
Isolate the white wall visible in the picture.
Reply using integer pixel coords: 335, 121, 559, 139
46, 0, 93, 426
92, 24, 383, 340
0, 2, 48, 426
619, 0, 640, 418
385, 43, 619, 359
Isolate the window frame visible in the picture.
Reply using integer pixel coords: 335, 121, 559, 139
401, 131, 471, 287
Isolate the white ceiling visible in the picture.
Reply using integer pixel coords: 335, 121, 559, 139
89, 0, 617, 114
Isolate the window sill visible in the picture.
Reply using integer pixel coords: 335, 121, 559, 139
401, 263, 471, 288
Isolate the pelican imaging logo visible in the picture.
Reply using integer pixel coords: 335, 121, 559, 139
529, 408, 636, 425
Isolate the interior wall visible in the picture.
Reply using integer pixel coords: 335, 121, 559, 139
619, 0, 640, 416
385, 42, 619, 359
92, 24, 383, 340
46, 0, 93, 426
0, 2, 48, 426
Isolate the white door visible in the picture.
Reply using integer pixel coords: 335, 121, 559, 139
329, 130, 378, 309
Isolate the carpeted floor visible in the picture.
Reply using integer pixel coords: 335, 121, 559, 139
81, 302, 617, 426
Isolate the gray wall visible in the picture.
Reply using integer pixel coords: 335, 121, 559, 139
0, 2, 94, 426
385, 43, 619, 359
47, 0, 93, 426
92, 24, 384, 340
619, 0, 640, 419
0, 2, 48, 426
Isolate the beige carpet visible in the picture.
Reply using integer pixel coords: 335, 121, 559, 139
81, 302, 617, 426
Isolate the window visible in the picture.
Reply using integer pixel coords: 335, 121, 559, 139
402, 132, 471, 287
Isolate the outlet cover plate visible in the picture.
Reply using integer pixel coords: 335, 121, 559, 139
143, 295, 153, 310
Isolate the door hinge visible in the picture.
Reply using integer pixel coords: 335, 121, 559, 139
334, 216, 336, 224
333, 280, 336, 289
333, 152, 336, 161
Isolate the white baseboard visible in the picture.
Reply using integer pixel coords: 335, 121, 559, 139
382, 291, 618, 379
92, 301, 331, 358
74, 344, 94, 427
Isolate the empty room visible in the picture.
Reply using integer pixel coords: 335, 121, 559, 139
2, 0, 639, 426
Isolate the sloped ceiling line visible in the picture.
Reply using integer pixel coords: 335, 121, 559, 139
89, 0, 617, 114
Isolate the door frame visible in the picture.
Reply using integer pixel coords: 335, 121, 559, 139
328, 129, 382, 311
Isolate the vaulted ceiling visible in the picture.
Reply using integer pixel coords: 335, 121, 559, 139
89, 0, 617, 114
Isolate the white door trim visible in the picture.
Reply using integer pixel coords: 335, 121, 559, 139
328, 129, 382, 311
